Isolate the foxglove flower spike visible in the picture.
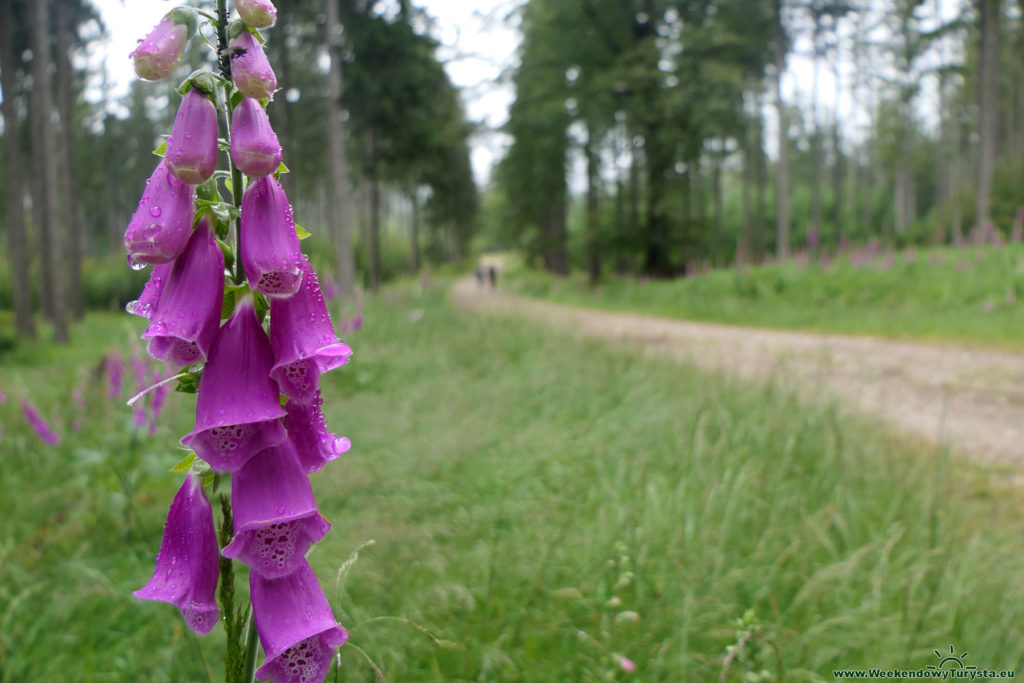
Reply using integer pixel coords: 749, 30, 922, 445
231, 97, 283, 178
230, 29, 277, 100
165, 88, 219, 186
240, 176, 304, 298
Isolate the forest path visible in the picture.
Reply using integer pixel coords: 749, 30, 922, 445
452, 277, 1024, 470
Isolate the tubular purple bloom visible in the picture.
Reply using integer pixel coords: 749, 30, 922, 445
133, 471, 220, 635
131, 8, 196, 81
270, 258, 351, 401
237, 0, 277, 29
231, 97, 282, 178
240, 176, 304, 298
251, 561, 348, 683
124, 159, 197, 267
142, 218, 225, 366
181, 297, 287, 472
166, 89, 219, 186
127, 263, 172, 320
222, 439, 330, 578
22, 401, 59, 445
230, 29, 277, 100
282, 391, 350, 474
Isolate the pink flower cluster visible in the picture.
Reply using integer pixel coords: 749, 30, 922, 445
126, 4, 350, 682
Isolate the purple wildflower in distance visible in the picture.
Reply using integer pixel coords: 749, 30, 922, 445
270, 257, 351, 402
0, 388, 7, 404
106, 353, 126, 399
222, 439, 331, 578
229, 28, 277, 101
131, 8, 196, 81
282, 391, 350, 474
240, 175, 304, 298
143, 217, 225, 366
237, 0, 277, 29
22, 401, 59, 445
230, 97, 283, 178
165, 88, 219, 186
181, 297, 287, 472
124, 159, 197, 267
134, 471, 220, 635
250, 561, 348, 683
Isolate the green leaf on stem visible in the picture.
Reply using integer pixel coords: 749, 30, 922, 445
169, 452, 197, 473
296, 224, 311, 240
153, 139, 168, 157
273, 161, 290, 181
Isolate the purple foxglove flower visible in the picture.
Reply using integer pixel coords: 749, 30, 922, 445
283, 391, 350, 474
237, 0, 277, 29
127, 263, 173, 320
131, 8, 196, 81
124, 160, 197, 267
0, 388, 7, 404
251, 561, 348, 683
133, 471, 220, 635
22, 401, 59, 445
150, 369, 171, 423
106, 353, 125, 398
269, 258, 352, 401
181, 297, 287, 472
165, 89, 219, 186
222, 440, 330, 578
240, 176, 304, 298
142, 218, 225, 366
230, 29, 277, 100
231, 97, 282, 178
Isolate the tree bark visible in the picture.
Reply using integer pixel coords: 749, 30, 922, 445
831, 38, 842, 246
30, 0, 68, 342
774, 0, 789, 259
976, 0, 999, 232
56, 1, 83, 320
324, 0, 357, 302
585, 128, 601, 284
1, 0, 35, 338
409, 191, 420, 272
810, 14, 822, 250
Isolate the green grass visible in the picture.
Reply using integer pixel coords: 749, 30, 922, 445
2, 281, 1023, 682
505, 245, 1024, 349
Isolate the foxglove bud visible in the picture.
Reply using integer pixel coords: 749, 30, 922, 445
229, 28, 277, 100
251, 562, 348, 683
270, 257, 351, 402
142, 218, 225, 366
166, 88, 219, 186
133, 471, 220, 635
181, 297, 287, 472
237, 0, 277, 29
124, 160, 197, 267
240, 176, 303, 298
131, 8, 197, 81
230, 98, 282, 178
222, 439, 330, 578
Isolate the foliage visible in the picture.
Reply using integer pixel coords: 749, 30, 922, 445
3, 285, 1024, 680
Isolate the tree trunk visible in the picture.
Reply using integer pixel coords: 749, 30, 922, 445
325, 0, 357, 302
585, 129, 601, 284
753, 91, 766, 261
30, 0, 67, 343
56, 1, 82, 320
831, 44, 843, 246
741, 104, 754, 266
774, 0, 789, 259
810, 16, 822, 251
409, 191, 420, 272
976, 0, 999, 232
1, 0, 35, 338
712, 145, 723, 264
272, 6, 293, 191
368, 158, 381, 293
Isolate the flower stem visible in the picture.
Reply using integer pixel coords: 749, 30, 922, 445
215, 0, 245, 283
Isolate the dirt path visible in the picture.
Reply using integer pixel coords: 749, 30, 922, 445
453, 278, 1024, 469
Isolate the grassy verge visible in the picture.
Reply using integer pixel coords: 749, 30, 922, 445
503, 245, 1024, 349
2, 281, 1022, 682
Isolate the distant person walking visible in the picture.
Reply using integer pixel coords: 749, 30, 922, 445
487, 265, 497, 289
475, 267, 484, 287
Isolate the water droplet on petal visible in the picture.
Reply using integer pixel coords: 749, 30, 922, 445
149, 206, 162, 218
